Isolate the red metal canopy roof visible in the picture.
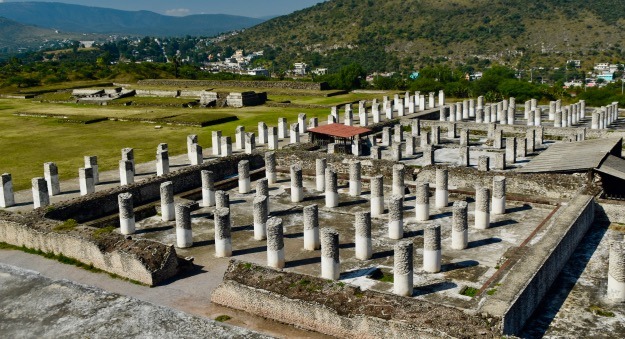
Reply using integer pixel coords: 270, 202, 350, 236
308, 123, 372, 138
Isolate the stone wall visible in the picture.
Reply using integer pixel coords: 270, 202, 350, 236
46, 153, 264, 223
135, 89, 181, 97
137, 79, 330, 91
0, 218, 178, 286
212, 260, 498, 338
480, 195, 596, 335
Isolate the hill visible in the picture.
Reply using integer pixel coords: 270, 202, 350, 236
221, 0, 625, 71
0, 17, 86, 54
0, 2, 265, 37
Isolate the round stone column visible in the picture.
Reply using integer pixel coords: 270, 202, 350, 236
492, 176, 506, 215
215, 190, 229, 209
160, 181, 175, 222
608, 241, 625, 302
265, 152, 277, 184
118, 192, 135, 235
393, 164, 405, 196
175, 203, 193, 248
214, 207, 232, 257
325, 168, 339, 208
435, 168, 449, 208
349, 161, 362, 197
291, 164, 304, 203
321, 228, 340, 280
267, 217, 285, 269
394, 241, 414, 296
316, 158, 326, 192
238, 160, 251, 194
355, 212, 372, 260
423, 224, 442, 273
201, 170, 215, 207
303, 204, 320, 250
415, 182, 430, 221
256, 178, 270, 213
32, 177, 49, 209
388, 195, 404, 240
370, 175, 384, 217
475, 187, 491, 229
253, 196, 268, 240
452, 201, 468, 250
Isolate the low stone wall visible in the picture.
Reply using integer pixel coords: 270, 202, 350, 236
138, 79, 330, 91
135, 89, 181, 97
0, 217, 179, 286
46, 153, 264, 223
212, 260, 498, 338
480, 195, 596, 335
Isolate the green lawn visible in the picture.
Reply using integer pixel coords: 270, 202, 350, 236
0, 98, 332, 190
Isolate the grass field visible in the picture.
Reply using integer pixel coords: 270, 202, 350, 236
0, 98, 333, 190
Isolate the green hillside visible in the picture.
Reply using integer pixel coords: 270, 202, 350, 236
222, 0, 625, 71
0, 17, 87, 54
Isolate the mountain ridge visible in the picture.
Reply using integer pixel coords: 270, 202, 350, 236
0, 2, 265, 37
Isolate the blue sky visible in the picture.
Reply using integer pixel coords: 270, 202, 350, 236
0, 0, 325, 17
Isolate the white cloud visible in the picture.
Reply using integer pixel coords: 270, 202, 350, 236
164, 8, 190, 17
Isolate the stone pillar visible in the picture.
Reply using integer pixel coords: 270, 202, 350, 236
160, 181, 175, 222
354, 211, 372, 260
439, 106, 447, 121
298, 113, 307, 133
238, 160, 251, 194
216, 191, 229, 209
554, 110, 563, 128
265, 152, 277, 184
78, 167, 94, 196
344, 109, 354, 126
291, 164, 304, 203
214, 207, 232, 257
325, 167, 338, 208
607, 241, 625, 302
459, 146, 470, 167
493, 153, 506, 170
388, 195, 404, 240
452, 201, 468, 250
290, 123, 300, 144
459, 129, 469, 146
492, 176, 506, 215
391, 143, 402, 161
393, 241, 414, 296
456, 102, 463, 121
310, 117, 319, 129
469, 99, 476, 118
423, 145, 435, 166
477, 96, 484, 109
200, 170, 215, 207
352, 137, 362, 156
415, 182, 430, 221
435, 168, 448, 208
187, 134, 198, 161
517, 138, 527, 158
382, 127, 392, 146
429, 92, 435, 109
463, 100, 470, 120
534, 108, 542, 126
405, 136, 416, 156
580, 100, 586, 118
449, 105, 457, 122
527, 109, 535, 126
0, 173, 15, 208
266, 217, 285, 269
220, 136, 232, 157
256, 178, 270, 213
190, 143, 203, 166
493, 130, 502, 149
372, 103, 381, 123
349, 161, 362, 197
423, 224, 442, 273
386, 101, 394, 119
431, 126, 440, 145
370, 175, 384, 217
156, 149, 169, 176
119, 160, 134, 186
526, 129, 536, 154
478, 156, 490, 172
475, 187, 491, 229
212, 131, 222, 156
592, 112, 599, 130
44, 162, 60, 196
278, 117, 287, 139
505, 137, 517, 164
371, 146, 381, 159
411, 119, 421, 137
315, 158, 326, 192
258, 122, 268, 144
175, 203, 193, 248
32, 177, 49, 209
321, 228, 340, 280
84, 156, 99, 185
122, 148, 135, 172
483, 106, 491, 123
235, 126, 245, 150
118, 192, 134, 235
394, 125, 403, 143
507, 105, 515, 125
303, 204, 320, 250
253, 196, 268, 241
476, 107, 484, 123
438, 90, 445, 107
267, 127, 278, 150
392, 164, 405, 196
448, 122, 457, 138
245, 132, 256, 154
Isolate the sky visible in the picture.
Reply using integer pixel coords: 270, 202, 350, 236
0, 0, 325, 18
